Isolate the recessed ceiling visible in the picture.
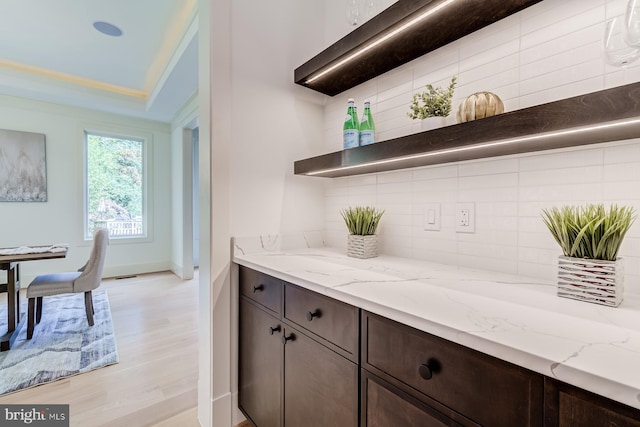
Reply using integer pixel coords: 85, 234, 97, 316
0, 0, 198, 122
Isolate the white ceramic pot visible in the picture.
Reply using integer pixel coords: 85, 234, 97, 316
347, 235, 378, 259
557, 256, 624, 307
420, 116, 447, 132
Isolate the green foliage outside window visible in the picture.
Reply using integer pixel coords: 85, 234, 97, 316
86, 133, 144, 236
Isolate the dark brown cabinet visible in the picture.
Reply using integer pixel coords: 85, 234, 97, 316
283, 326, 358, 427
238, 265, 640, 427
361, 311, 544, 427
238, 267, 359, 427
239, 299, 282, 427
283, 283, 359, 361
545, 378, 640, 427
239, 265, 282, 314
362, 369, 476, 427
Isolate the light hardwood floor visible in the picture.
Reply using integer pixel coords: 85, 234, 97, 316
0, 271, 200, 427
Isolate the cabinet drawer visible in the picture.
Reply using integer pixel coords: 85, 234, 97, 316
363, 312, 543, 427
362, 370, 477, 427
284, 283, 358, 357
239, 266, 282, 314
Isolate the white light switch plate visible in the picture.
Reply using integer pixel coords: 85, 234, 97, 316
423, 203, 441, 231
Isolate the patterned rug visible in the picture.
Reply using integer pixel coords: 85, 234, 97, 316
0, 289, 119, 395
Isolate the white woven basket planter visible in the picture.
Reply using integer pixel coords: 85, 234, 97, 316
557, 256, 624, 307
347, 235, 378, 259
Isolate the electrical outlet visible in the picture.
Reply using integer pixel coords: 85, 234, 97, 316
456, 203, 475, 233
459, 209, 469, 227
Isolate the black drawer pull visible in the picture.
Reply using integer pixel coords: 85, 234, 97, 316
252, 284, 264, 293
419, 364, 433, 380
306, 309, 321, 321
269, 325, 281, 335
282, 333, 295, 345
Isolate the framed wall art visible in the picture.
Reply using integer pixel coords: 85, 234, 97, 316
0, 129, 47, 202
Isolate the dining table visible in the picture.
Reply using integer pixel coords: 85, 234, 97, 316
0, 245, 68, 351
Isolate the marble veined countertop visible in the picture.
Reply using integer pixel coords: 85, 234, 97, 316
232, 234, 640, 410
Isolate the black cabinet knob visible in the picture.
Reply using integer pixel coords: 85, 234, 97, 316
282, 333, 295, 345
269, 325, 281, 335
418, 364, 433, 380
253, 284, 264, 293
306, 309, 321, 321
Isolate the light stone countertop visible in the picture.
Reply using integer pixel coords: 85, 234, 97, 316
232, 234, 640, 410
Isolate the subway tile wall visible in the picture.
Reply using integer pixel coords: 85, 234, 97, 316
321, 0, 640, 295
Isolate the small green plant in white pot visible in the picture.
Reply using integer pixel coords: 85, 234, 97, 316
542, 203, 636, 307
408, 76, 457, 130
341, 206, 384, 259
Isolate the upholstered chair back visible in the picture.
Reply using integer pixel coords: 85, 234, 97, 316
73, 228, 109, 293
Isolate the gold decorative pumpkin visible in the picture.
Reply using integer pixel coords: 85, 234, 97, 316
456, 92, 504, 123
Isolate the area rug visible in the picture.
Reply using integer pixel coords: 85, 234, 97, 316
0, 289, 119, 395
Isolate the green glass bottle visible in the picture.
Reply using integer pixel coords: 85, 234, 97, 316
359, 100, 375, 146
343, 98, 359, 149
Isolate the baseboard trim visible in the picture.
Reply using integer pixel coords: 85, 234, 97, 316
231, 392, 245, 426
171, 262, 184, 278
211, 392, 232, 427
102, 262, 172, 278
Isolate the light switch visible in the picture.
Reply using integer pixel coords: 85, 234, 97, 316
423, 203, 441, 231
427, 209, 436, 224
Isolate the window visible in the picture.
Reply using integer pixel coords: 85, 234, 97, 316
84, 131, 147, 239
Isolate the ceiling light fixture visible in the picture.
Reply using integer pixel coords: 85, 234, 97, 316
305, 118, 640, 176
93, 21, 123, 37
305, 0, 457, 84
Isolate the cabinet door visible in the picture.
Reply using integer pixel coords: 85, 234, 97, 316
283, 326, 358, 427
239, 299, 283, 427
362, 370, 476, 427
545, 378, 640, 427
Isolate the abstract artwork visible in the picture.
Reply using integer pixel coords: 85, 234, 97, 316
0, 129, 47, 202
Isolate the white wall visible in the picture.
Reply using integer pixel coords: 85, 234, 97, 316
0, 94, 173, 282
321, 0, 640, 295
228, 2, 327, 238
203, 0, 329, 425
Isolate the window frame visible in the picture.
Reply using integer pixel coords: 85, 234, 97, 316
82, 128, 153, 243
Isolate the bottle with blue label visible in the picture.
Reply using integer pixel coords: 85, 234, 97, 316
359, 100, 375, 146
343, 98, 359, 149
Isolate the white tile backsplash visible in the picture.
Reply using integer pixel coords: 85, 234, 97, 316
320, 0, 640, 295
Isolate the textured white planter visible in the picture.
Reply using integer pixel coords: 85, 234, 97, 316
347, 235, 378, 259
557, 256, 624, 307
420, 116, 447, 132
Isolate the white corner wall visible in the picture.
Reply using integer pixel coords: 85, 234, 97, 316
0, 94, 173, 282
321, 0, 640, 294
202, 0, 329, 425
228, 2, 327, 237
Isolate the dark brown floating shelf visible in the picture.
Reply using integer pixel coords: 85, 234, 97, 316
294, 0, 542, 96
294, 82, 640, 178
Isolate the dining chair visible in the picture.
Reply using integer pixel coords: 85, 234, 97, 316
26, 228, 109, 339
